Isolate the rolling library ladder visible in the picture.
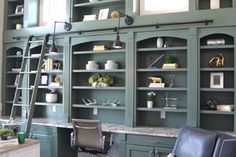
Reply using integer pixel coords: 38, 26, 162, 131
8, 34, 50, 137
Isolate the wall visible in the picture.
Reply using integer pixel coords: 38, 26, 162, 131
0, 0, 4, 115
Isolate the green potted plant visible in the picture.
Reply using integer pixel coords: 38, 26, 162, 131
88, 73, 114, 87
0, 128, 14, 140
162, 55, 178, 69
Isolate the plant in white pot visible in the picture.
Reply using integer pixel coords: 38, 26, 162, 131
46, 90, 58, 103
88, 73, 114, 87
147, 91, 156, 108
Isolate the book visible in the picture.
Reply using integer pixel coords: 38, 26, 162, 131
93, 45, 107, 51
162, 63, 178, 69
0, 138, 19, 147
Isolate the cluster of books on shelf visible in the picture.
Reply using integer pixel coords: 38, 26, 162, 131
162, 63, 178, 69
83, 14, 97, 21
0, 138, 18, 147
93, 45, 107, 51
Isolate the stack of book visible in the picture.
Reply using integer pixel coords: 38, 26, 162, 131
162, 63, 178, 69
0, 138, 18, 147
83, 14, 97, 21
93, 45, 107, 51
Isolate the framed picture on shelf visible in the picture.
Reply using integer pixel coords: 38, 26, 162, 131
210, 72, 224, 88
41, 75, 48, 85
98, 8, 109, 20
15, 5, 24, 14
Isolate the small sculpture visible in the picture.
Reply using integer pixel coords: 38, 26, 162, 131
148, 77, 162, 83
205, 98, 218, 110
209, 53, 224, 67
82, 98, 97, 105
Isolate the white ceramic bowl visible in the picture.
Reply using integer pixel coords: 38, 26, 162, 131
46, 93, 58, 103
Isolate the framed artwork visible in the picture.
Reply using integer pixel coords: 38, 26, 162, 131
98, 8, 109, 20
14, 75, 19, 86
41, 75, 48, 85
210, 72, 224, 88
15, 5, 24, 14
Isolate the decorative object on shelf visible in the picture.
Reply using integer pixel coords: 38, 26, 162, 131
16, 24, 23, 30
53, 60, 61, 70
88, 73, 114, 87
42, 58, 53, 71
45, 90, 58, 103
210, 72, 224, 88
207, 39, 225, 45
105, 60, 118, 69
113, 11, 134, 49
0, 128, 14, 140
162, 93, 178, 109
89, 0, 99, 3
147, 91, 156, 108
82, 98, 97, 106
209, 53, 224, 67
162, 55, 178, 69
50, 21, 72, 53
102, 99, 120, 107
110, 11, 120, 18
49, 75, 61, 86
147, 54, 165, 68
210, 0, 220, 9
168, 74, 175, 87
16, 51, 21, 56
15, 5, 24, 14
93, 45, 107, 51
156, 37, 164, 48
12, 60, 21, 72
163, 41, 169, 48
148, 76, 165, 87
204, 98, 218, 110
98, 8, 109, 20
83, 14, 97, 21
216, 105, 234, 112
86, 60, 99, 70
40, 75, 48, 85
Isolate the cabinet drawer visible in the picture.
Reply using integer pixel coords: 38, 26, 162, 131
126, 134, 176, 148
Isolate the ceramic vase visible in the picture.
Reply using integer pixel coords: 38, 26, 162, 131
147, 101, 153, 108
157, 37, 163, 48
16, 24, 23, 30
46, 93, 58, 103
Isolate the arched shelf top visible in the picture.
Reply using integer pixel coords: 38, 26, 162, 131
200, 33, 234, 46
6, 47, 23, 55
198, 27, 236, 39
137, 36, 187, 49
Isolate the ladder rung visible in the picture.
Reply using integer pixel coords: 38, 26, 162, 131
17, 87, 33, 90
29, 40, 44, 43
13, 104, 30, 107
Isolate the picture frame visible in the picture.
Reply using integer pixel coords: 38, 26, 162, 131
98, 8, 109, 20
210, 72, 224, 88
14, 75, 19, 86
15, 5, 24, 14
41, 75, 48, 85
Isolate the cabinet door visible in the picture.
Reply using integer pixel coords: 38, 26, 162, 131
154, 147, 172, 157
126, 145, 154, 157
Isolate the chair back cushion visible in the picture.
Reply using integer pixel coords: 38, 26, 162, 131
212, 133, 233, 157
173, 127, 217, 157
218, 139, 236, 157
72, 119, 104, 150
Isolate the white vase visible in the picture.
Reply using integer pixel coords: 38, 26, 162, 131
92, 82, 109, 87
46, 93, 58, 103
147, 101, 153, 108
157, 37, 163, 48
16, 24, 23, 30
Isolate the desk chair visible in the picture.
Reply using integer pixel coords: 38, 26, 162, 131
71, 119, 112, 157
169, 127, 217, 157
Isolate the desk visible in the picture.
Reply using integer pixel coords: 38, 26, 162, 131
0, 139, 40, 157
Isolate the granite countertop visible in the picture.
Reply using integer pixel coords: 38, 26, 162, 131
0, 139, 40, 154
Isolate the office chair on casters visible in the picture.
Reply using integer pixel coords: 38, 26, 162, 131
71, 119, 112, 157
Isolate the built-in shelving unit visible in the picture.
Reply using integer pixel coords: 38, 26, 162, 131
135, 30, 188, 128
199, 31, 235, 131
198, 0, 232, 10
7, 0, 24, 30
70, 34, 127, 124
72, 0, 125, 22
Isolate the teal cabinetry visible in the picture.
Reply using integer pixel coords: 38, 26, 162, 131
30, 125, 58, 157
126, 134, 175, 157
134, 30, 189, 128
70, 33, 128, 124
198, 27, 236, 131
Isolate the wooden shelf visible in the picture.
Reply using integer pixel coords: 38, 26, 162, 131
137, 68, 187, 72
35, 102, 63, 106
200, 110, 234, 115
73, 69, 125, 73
200, 88, 234, 92
72, 86, 125, 90
73, 49, 125, 55
74, 0, 124, 8
137, 47, 187, 52
6, 55, 23, 58
200, 45, 234, 49
8, 13, 23, 18
72, 104, 125, 110
137, 87, 187, 91
137, 107, 187, 112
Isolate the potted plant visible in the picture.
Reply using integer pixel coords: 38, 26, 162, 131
88, 73, 114, 87
11, 18, 23, 30
162, 55, 178, 69
147, 91, 156, 108
0, 128, 14, 140
45, 90, 58, 103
